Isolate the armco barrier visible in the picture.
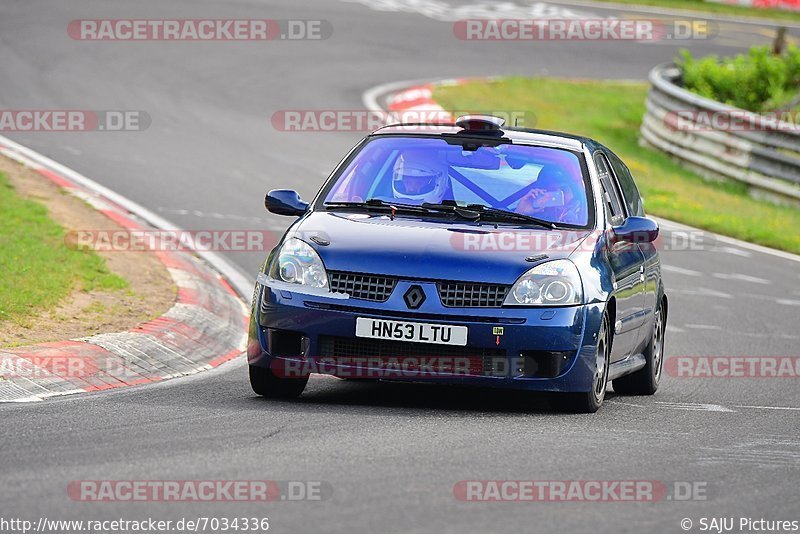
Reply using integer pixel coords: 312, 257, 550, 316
640, 63, 800, 205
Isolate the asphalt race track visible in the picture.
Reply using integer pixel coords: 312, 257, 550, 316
1, 1, 799, 532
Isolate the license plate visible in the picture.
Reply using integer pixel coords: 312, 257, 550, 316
355, 318, 468, 346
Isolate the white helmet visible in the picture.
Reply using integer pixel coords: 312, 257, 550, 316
391, 152, 448, 203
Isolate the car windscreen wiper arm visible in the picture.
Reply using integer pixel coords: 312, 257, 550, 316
465, 204, 556, 229
323, 198, 388, 209
420, 202, 481, 221
324, 199, 438, 215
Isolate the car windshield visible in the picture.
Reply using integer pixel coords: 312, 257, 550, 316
322, 136, 591, 227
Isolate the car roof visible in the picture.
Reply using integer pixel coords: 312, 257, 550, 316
371, 123, 597, 152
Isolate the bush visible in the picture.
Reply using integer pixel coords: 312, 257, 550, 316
678, 45, 800, 112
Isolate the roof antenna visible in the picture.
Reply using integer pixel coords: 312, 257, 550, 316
514, 117, 519, 127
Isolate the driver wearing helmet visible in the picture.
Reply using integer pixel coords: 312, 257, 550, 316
391, 151, 450, 203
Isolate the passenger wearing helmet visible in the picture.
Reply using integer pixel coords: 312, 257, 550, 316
391, 151, 450, 203
516, 167, 585, 225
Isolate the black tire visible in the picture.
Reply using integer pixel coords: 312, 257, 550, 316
563, 311, 611, 413
249, 364, 308, 399
613, 297, 665, 395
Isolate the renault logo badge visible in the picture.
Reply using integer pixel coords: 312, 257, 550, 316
403, 285, 426, 309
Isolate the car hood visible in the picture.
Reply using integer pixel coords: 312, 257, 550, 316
287, 212, 593, 285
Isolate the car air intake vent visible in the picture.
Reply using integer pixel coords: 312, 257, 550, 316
328, 271, 397, 302
437, 282, 510, 308
318, 336, 505, 363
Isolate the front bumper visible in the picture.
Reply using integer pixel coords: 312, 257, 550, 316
247, 279, 604, 393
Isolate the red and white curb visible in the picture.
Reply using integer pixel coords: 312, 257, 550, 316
0, 137, 249, 402
385, 83, 452, 122
365, 76, 508, 127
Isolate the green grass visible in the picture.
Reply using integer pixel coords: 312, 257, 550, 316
584, 0, 800, 22
433, 77, 800, 254
0, 171, 127, 326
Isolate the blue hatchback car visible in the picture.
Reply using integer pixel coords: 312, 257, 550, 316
248, 115, 667, 412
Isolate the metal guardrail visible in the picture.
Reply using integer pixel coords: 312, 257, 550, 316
640, 63, 800, 205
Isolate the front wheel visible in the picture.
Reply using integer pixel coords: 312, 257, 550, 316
249, 364, 308, 399
563, 311, 611, 413
613, 297, 665, 395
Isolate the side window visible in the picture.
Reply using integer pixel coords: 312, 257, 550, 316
608, 152, 644, 217
594, 153, 625, 226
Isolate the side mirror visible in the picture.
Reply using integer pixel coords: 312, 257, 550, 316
265, 189, 309, 216
612, 216, 659, 244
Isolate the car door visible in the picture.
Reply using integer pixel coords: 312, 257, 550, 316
607, 151, 659, 335
594, 152, 646, 362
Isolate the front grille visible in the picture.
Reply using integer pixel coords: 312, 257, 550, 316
437, 282, 510, 307
318, 336, 507, 379
328, 271, 396, 302
319, 336, 504, 359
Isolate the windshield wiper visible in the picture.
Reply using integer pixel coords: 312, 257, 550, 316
464, 204, 557, 229
324, 199, 553, 227
324, 198, 387, 209
421, 202, 481, 221
324, 199, 437, 215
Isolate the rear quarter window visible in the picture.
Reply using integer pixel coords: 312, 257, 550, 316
607, 152, 644, 217
594, 153, 625, 226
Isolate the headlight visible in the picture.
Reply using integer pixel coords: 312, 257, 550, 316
271, 238, 329, 290
504, 259, 582, 306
